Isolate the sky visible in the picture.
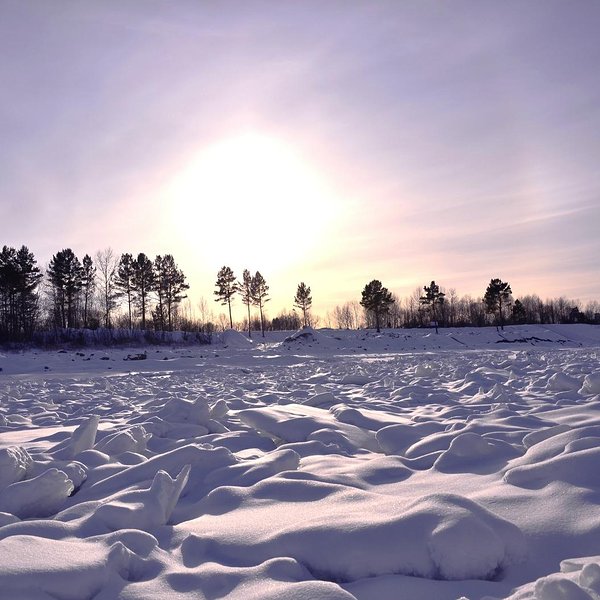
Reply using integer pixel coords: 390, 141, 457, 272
2, 0, 600, 319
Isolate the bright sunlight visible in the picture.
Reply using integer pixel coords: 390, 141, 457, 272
167, 133, 338, 271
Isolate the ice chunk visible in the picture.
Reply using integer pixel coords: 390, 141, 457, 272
69, 415, 100, 457
0, 468, 74, 518
93, 465, 190, 531
94, 425, 150, 455
0, 447, 33, 491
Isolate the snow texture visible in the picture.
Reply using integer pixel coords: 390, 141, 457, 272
0, 324, 600, 599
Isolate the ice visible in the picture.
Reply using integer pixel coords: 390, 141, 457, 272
0, 468, 74, 518
94, 425, 150, 455
68, 415, 99, 457
1, 325, 600, 599
0, 446, 33, 490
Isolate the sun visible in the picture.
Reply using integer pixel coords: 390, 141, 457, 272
166, 133, 337, 272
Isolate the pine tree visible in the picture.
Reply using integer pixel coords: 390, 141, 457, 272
251, 271, 270, 338
154, 254, 189, 331
240, 269, 253, 338
15, 246, 42, 337
0, 245, 42, 340
115, 253, 135, 330
484, 278, 512, 330
81, 254, 96, 328
360, 280, 394, 333
132, 253, 154, 330
420, 280, 445, 333
294, 282, 312, 327
47, 249, 84, 328
214, 266, 238, 329
512, 299, 527, 324
0, 246, 18, 338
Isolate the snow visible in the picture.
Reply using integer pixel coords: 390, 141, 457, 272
0, 324, 599, 599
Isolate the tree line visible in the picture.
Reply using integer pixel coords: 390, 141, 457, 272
355, 277, 600, 333
0, 245, 189, 342
1, 244, 598, 344
214, 266, 312, 338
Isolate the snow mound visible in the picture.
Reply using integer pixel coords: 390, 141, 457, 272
504, 445, 600, 489
434, 432, 522, 473
582, 374, 600, 395
0, 535, 145, 600
507, 555, 600, 600
283, 326, 330, 345
546, 372, 583, 392
181, 482, 525, 582
222, 329, 253, 348
0, 468, 74, 518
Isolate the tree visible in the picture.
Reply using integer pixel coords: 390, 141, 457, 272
251, 271, 270, 337
214, 266, 238, 329
512, 299, 527, 324
47, 248, 84, 328
294, 282, 313, 327
484, 278, 512, 330
239, 269, 253, 338
95, 248, 120, 329
81, 254, 96, 328
0, 245, 42, 340
360, 280, 394, 333
154, 254, 189, 331
132, 253, 154, 329
115, 253, 135, 330
420, 280, 445, 333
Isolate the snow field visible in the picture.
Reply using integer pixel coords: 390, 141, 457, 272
0, 325, 599, 599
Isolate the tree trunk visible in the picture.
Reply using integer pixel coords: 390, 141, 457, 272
259, 302, 265, 337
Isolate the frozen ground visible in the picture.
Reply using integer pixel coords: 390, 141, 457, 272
1, 324, 600, 600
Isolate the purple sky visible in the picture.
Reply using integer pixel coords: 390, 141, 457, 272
2, 1, 600, 316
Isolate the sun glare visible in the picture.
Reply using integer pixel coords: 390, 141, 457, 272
167, 133, 337, 272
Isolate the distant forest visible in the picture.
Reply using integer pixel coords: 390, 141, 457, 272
0, 244, 598, 345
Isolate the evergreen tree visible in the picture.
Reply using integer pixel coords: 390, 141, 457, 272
154, 254, 189, 331
214, 266, 238, 329
251, 271, 270, 338
132, 253, 154, 329
15, 246, 42, 337
512, 299, 527, 324
47, 249, 84, 328
484, 278, 512, 330
294, 282, 312, 327
0, 245, 42, 340
81, 254, 96, 328
360, 279, 394, 333
115, 253, 135, 330
240, 269, 253, 338
0, 246, 18, 338
419, 280, 445, 333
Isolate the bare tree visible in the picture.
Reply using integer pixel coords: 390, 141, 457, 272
95, 248, 120, 329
